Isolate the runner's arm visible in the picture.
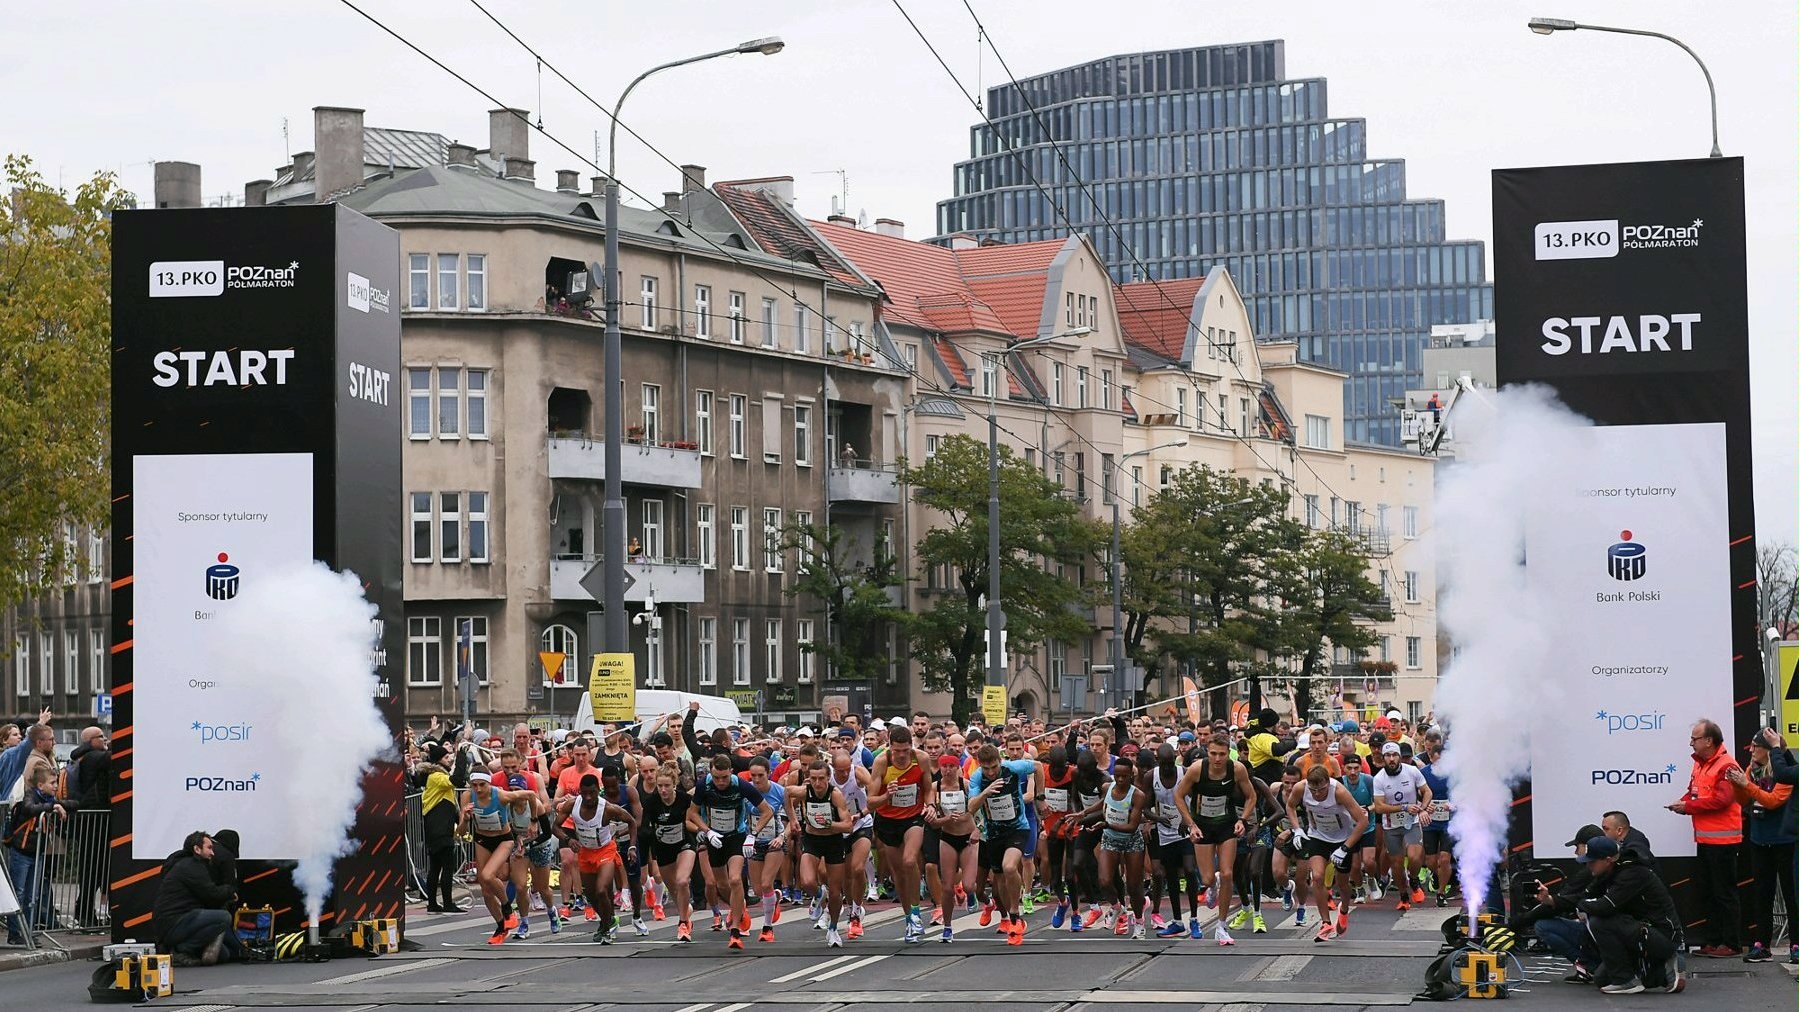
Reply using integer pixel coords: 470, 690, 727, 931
865, 755, 891, 810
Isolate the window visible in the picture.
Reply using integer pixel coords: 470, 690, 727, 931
410, 493, 433, 562
793, 511, 814, 567
850, 322, 866, 357
1077, 366, 1089, 408
1403, 570, 1420, 603
761, 397, 781, 462
456, 617, 489, 686
13, 636, 25, 698
693, 284, 711, 338
1131, 466, 1142, 506
794, 305, 809, 353
695, 391, 714, 456
87, 527, 104, 583
541, 624, 578, 686
979, 353, 998, 399
1074, 452, 1086, 500
639, 276, 658, 329
1101, 369, 1114, 410
1175, 386, 1188, 426
466, 369, 488, 438
642, 499, 664, 560
1046, 638, 1065, 690
468, 492, 489, 563
1051, 362, 1064, 406
794, 404, 812, 466
465, 254, 486, 311
645, 627, 664, 687
1101, 453, 1115, 504
1240, 397, 1251, 437
64, 631, 78, 696
439, 493, 461, 562
407, 616, 442, 685
38, 632, 52, 696
641, 384, 660, 444
1403, 635, 1421, 668
1330, 496, 1340, 527
1403, 505, 1420, 539
762, 507, 783, 572
823, 316, 837, 354
728, 395, 747, 458
880, 518, 895, 561
732, 618, 751, 685
925, 434, 940, 460
1304, 414, 1330, 449
730, 506, 749, 570
904, 344, 918, 371
1195, 390, 1207, 432
697, 504, 716, 569
728, 291, 745, 343
89, 629, 104, 694
436, 254, 459, 309
1347, 500, 1362, 532
437, 367, 460, 438
408, 254, 430, 309
1378, 635, 1392, 663
698, 618, 718, 686
1377, 503, 1391, 534
1304, 494, 1320, 528
1065, 291, 1075, 326
761, 298, 778, 348
408, 368, 431, 438
1054, 452, 1066, 487
796, 620, 814, 683
765, 619, 783, 683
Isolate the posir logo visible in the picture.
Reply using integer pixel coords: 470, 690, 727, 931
190, 720, 252, 743
1588, 763, 1677, 786
1606, 530, 1646, 582
185, 772, 262, 792
347, 271, 390, 313
1593, 709, 1665, 735
1535, 220, 1617, 261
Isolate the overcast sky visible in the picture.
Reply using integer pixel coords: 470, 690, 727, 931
4, 1, 1792, 539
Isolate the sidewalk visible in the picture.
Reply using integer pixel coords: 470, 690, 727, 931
0, 931, 108, 973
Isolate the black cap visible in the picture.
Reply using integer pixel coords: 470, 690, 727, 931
1580, 836, 1619, 863
1564, 823, 1604, 848
649, 732, 674, 748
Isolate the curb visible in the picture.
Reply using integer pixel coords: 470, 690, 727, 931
0, 941, 106, 974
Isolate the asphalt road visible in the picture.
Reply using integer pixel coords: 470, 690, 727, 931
5, 892, 1793, 1009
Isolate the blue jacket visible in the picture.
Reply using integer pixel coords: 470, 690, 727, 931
1763, 747, 1798, 843
0, 737, 33, 801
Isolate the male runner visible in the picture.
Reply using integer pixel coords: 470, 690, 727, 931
687, 755, 775, 950
868, 725, 935, 943
1370, 742, 1432, 911
556, 773, 638, 944
1177, 733, 1256, 945
969, 743, 1037, 946
1286, 764, 1368, 941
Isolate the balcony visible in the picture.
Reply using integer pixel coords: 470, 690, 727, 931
547, 434, 702, 489
549, 554, 706, 604
827, 459, 900, 505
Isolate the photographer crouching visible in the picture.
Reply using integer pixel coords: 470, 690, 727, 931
1569, 835, 1684, 995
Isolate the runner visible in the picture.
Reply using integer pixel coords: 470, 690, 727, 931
1003, 731, 1043, 914
792, 758, 858, 948
552, 738, 600, 918
924, 752, 978, 942
1094, 752, 1151, 939
868, 725, 935, 943
1370, 742, 1432, 911
640, 767, 699, 942
1338, 755, 1380, 903
828, 746, 875, 938
1417, 737, 1456, 906
1038, 745, 1079, 929
1148, 744, 1202, 940
1286, 764, 1369, 941
918, 730, 950, 925
1177, 733, 1256, 945
460, 771, 537, 945
688, 755, 776, 950
969, 743, 1037, 946
499, 751, 559, 939
745, 758, 789, 942
1070, 751, 1109, 932
599, 764, 648, 936
555, 773, 638, 944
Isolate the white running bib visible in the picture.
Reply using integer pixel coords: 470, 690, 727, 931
889, 782, 919, 810
707, 806, 740, 833
575, 822, 603, 849
805, 801, 835, 829
654, 822, 686, 844
1198, 794, 1229, 820
987, 792, 1019, 823
938, 790, 967, 816
1044, 787, 1070, 813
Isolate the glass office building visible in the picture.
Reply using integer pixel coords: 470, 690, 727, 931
934, 42, 1492, 446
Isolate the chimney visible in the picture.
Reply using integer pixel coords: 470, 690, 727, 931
946, 233, 979, 251
446, 143, 478, 171
556, 169, 581, 193
590, 175, 606, 195
502, 157, 536, 183
874, 218, 905, 239
291, 150, 315, 181
488, 108, 530, 165
663, 191, 684, 213
243, 179, 273, 206
747, 176, 795, 206
152, 161, 202, 209
827, 214, 856, 227
312, 106, 366, 201
679, 164, 707, 193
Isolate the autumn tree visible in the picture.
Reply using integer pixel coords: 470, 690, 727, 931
781, 520, 908, 684
1257, 528, 1392, 718
0, 156, 124, 607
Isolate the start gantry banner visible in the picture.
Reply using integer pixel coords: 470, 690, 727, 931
1493, 157, 1757, 881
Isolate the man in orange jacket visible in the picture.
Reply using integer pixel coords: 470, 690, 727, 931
1667, 718, 1742, 957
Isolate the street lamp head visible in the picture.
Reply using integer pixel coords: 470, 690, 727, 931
1528, 17, 1577, 34
738, 36, 786, 56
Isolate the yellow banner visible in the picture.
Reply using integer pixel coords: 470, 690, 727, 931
981, 684, 1007, 728
588, 653, 636, 723
1779, 643, 1799, 739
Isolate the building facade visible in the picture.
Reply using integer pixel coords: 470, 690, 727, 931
1, 526, 110, 737
934, 42, 1493, 448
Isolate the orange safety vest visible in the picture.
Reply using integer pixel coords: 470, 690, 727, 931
1687, 750, 1743, 846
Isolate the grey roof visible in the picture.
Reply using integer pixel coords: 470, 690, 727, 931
1124, 343, 1179, 371
273, 127, 498, 188
912, 396, 967, 419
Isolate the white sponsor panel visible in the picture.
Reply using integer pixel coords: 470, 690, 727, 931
149, 260, 226, 297
1534, 219, 1619, 261
132, 452, 314, 860
1526, 423, 1731, 860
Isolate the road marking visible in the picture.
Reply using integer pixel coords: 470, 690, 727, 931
807, 953, 890, 981
1248, 954, 1311, 981
316, 956, 455, 985
716, 1004, 753, 1012
672, 1004, 713, 1012
770, 954, 854, 982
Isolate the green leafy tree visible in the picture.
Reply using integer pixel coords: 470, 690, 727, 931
899, 434, 1103, 724
0, 156, 124, 607
1258, 528, 1391, 718
781, 520, 908, 684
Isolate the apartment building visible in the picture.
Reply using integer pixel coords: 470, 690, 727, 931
1, 526, 110, 734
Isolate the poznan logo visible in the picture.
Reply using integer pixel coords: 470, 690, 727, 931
347, 271, 390, 313
1588, 764, 1677, 786
185, 772, 262, 792
1622, 218, 1703, 251
1606, 531, 1646, 582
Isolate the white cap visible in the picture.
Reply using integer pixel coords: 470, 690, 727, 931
869, 718, 887, 730
890, 717, 906, 727
549, 729, 569, 742
1386, 709, 1404, 722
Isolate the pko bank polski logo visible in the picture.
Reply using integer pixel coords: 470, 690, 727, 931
1535, 218, 1704, 261
1590, 764, 1677, 786
149, 260, 299, 297
185, 772, 262, 793
1594, 709, 1665, 735
1607, 531, 1646, 581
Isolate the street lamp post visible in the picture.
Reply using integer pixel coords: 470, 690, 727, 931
1527, 17, 1722, 158
597, 38, 784, 656
1111, 441, 1187, 709
986, 328, 1091, 691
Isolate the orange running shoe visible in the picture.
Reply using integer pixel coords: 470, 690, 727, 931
740, 911, 752, 933
770, 900, 782, 925
675, 921, 692, 942
1396, 900, 1411, 913
504, 912, 519, 930
583, 907, 600, 922
652, 897, 667, 921
758, 926, 775, 943
1410, 887, 1425, 905
979, 899, 994, 926
487, 930, 507, 946
846, 917, 864, 940
728, 932, 744, 950
1006, 923, 1023, 946
1082, 907, 1104, 929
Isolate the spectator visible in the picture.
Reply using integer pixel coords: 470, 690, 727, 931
1599, 810, 1656, 867
1763, 730, 1799, 965
68, 726, 112, 925
1575, 836, 1684, 994
411, 739, 471, 913
1515, 823, 1606, 980
4, 765, 66, 945
1726, 728, 1794, 963
1670, 717, 1742, 957
839, 442, 858, 469
151, 831, 243, 966
0, 711, 55, 801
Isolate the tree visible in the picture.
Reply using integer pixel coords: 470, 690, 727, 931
781, 520, 907, 684
0, 156, 124, 607
1757, 542, 1797, 638
1258, 528, 1392, 719
898, 435, 1103, 724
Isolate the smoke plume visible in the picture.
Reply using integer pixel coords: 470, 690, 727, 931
1432, 385, 1592, 915
208, 562, 391, 925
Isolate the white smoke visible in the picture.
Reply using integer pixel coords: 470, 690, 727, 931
207, 562, 391, 925
1432, 385, 1593, 915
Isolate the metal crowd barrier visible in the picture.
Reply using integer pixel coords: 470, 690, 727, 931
11, 807, 112, 934
402, 791, 478, 902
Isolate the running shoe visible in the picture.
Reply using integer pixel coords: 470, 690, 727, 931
728, 930, 744, 951
1395, 900, 1411, 913
827, 927, 844, 948
1151, 913, 1167, 931
1099, 908, 1117, 931
1410, 887, 1425, 905
1295, 907, 1307, 927
1021, 894, 1037, 915
584, 906, 599, 922
676, 921, 692, 943
1367, 880, 1383, 901
1335, 906, 1350, 936
866, 882, 882, 902
1252, 912, 1267, 933
814, 909, 829, 931
1419, 868, 1435, 893
1216, 925, 1235, 946
1315, 922, 1336, 943
558, 905, 575, 920
1353, 885, 1366, 906
1132, 918, 1147, 940
548, 908, 562, 934
634, 917, 649, 937
809, 895, 822, 922
1051, 901, 1069, 929
996, 916, 1012, 936
487, 929, 508, 946
740, 911, 752, 933
1006, 922, 1023, 946
1281, 883, 1294, 910
1206, 886, 1217, 909
904, 918, 922, 944
652, 896, 667, 921
1069, 914, 1085, 933
504, 912, 519, 930
711, 912, 724, 932
512, 920, 531, 940
594, 928, 610, 945
1190, 918, 1206, 940
1082, 907, 1104, 929
770, 900, 782, 925
1157, 921, 1187, 938
1113, 913, 1130, 937
930, 908, 943, 927
846, 916, 864, 940
618, 890, 633, 914
1598, 979, 1645, 995
980, 899, 995, 926
758, 926, 775, 944
941, 925, 954, 943
1436, 891, 1449, 908
1227, 907, 1251, 930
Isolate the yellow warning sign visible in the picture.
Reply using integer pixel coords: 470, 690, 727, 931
980, 684, 1007, 728
588, 653, 636, 722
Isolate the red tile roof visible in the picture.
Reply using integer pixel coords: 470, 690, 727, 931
1116, 276, 1205, 362
713, 181, 864, 288
954, 239, 1066, 339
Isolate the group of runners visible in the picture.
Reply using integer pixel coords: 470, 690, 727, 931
413, 703, 1456, 951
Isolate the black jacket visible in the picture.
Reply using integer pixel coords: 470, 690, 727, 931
1618, 827, 1657, 868
151, 850, 235, 946
1575, 844, 1678, 934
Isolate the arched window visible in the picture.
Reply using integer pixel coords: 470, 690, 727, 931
541, 624, 579, 686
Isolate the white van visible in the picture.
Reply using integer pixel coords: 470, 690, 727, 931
568, 689, 744, 739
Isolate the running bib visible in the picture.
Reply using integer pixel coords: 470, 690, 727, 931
706, 806, 740, 833
1157, 800, 1181, 825
938, 790, 967, 816
1043, 787, 1070, 813
654, 822, 686, 844
1081, 791, 1104, 810
1385, 810, 1417, 831
804, 801, 835, 829
575, 822, 603, 849
889, 782, 919, 810
1312, 810, 1345, 834
754, 814, 783, 842
473, 808, 507, 834
1198, 794, 1229, 820
1105, 803, 1131, 828
986, 792, 1019, 823
1429, 800, 1451, 820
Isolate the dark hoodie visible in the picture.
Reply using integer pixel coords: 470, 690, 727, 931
151, 848, 235, 946
1575, 843, 1678, 935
